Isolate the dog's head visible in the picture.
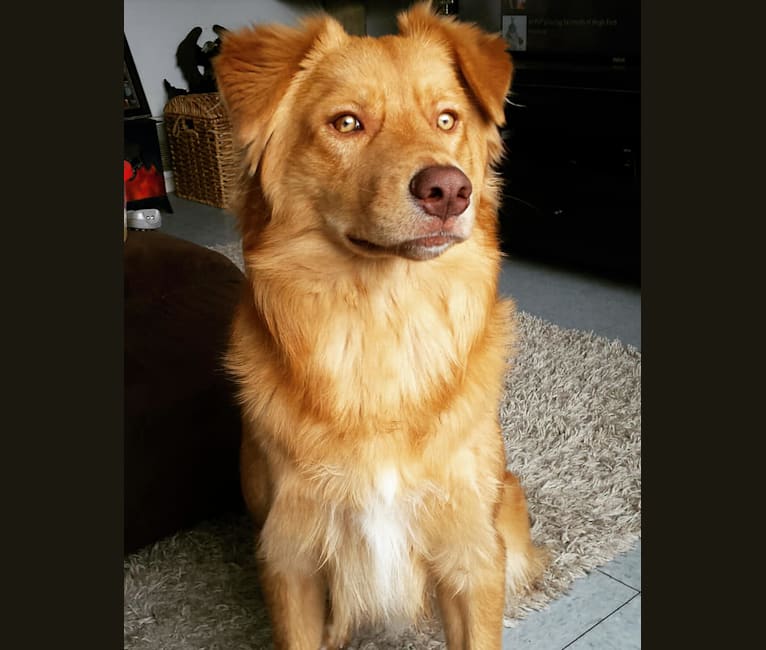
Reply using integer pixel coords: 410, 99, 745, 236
214, 2, 512, 262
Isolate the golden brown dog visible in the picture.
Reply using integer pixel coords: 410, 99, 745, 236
214, 4, 547, 648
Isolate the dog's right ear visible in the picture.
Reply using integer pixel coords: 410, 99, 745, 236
214, 16, 347, 173
398, 3, 512, 128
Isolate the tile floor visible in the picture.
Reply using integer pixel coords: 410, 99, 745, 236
149, 193, 642, 648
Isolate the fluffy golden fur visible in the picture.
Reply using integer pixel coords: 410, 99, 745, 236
214, 4, 547, 648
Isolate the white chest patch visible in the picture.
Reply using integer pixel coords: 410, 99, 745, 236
359, 467, 411, 613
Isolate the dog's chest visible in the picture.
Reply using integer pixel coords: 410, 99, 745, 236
327, 466, 428, 622
359, 468, 409, 598
317, 289, 466, 410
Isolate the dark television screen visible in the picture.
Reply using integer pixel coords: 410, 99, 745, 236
501, 0, 639, 65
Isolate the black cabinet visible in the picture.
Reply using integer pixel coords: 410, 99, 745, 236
498, 67, 640, 283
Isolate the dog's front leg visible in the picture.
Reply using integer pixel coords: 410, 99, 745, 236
258, 559, 327, 650
434, 541, 506, 650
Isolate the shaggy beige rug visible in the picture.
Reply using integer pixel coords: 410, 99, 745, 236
124, 242, 641, 649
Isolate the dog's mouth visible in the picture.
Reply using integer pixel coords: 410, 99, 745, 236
347, 234, 463, 261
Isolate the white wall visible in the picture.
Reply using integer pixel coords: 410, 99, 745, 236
124, 0, 318, 118
125, 1, 504, 117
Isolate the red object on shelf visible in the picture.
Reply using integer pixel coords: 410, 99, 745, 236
125, 164, 165, 202
123, 160, 132, 240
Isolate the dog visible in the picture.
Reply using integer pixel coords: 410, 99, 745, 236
214, 4, 547, 648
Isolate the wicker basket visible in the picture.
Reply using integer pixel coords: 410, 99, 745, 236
164, 93, 238, 209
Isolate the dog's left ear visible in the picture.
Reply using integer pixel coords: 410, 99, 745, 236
398, 3, 512, 127
213, 16, 347, 172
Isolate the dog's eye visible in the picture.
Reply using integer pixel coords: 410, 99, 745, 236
332, 114, 363, 133
436, 112, 457, 131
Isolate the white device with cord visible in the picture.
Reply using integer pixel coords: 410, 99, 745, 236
126, 209, 162, 230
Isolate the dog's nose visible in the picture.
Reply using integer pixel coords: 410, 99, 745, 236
409, 166, 472, 220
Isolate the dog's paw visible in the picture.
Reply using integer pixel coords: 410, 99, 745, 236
321, 623, 349, 650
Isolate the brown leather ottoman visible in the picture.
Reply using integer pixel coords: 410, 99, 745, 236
124, 230, 245, 554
